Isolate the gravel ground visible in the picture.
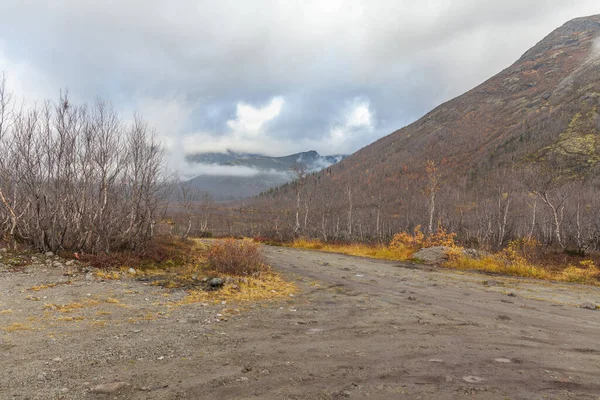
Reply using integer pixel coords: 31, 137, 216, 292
1, 246, 599, 399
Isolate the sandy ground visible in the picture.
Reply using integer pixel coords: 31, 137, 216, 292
1, 246, 600, 400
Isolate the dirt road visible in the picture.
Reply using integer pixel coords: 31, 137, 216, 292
1, 246, 600, 399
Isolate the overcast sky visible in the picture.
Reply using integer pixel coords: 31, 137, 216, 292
1, 1, 599, 176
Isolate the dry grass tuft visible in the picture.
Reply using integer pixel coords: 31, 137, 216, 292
2, 322, 32, 332
28, 283, 58, 291
94, 271, 122, 280
56, 316, 85, 322
444, 254, 552, 280
179, 272, 296, 304
43, 302, 86, 313
291, 239, 413, 261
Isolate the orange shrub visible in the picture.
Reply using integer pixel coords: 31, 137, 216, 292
207, 239, 267, 276
389, 225, 457, 253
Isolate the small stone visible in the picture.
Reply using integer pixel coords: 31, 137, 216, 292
52, 357, 62, 362
157, 356, 165, 360
462, 376, 485, 383
65, 260, 75, 266
260, 369, 270, 375
428, 359, 444, 363
60, 387, 69, 393
90, 382, 130, 394
236, 376, 249, 382
579, 303, 597, 310
44, 251, 54, 257
494, 358, 511, 363
128, 268, 136, 275
209, 278, 225, 288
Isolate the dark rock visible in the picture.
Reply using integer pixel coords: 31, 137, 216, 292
209, 278, 225, 288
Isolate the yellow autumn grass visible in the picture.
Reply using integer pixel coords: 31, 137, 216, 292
43, 302, 85, 313
444, 245, 600, 285
443, 254, 553, 280
178, 272, 297, 304
292, 235, 600, 286
28, 283, 58, 291
290, 238, 414, 261
2, 322, 32, 332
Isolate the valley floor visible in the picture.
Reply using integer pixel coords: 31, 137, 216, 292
1, 246, 600, 399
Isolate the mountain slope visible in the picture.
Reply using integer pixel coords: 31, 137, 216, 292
268, 15, 600, 193
358, 14, 600, 178
251, 15, 600, 245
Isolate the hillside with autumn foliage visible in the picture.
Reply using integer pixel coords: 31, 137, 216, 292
228, 14, 600, 252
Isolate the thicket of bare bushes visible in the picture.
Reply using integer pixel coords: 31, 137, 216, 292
0, 74, 166, 253
207, 238, 266, 275
215, 157, 600, 255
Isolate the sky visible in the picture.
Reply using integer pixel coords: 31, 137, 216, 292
1, 0, 599, 177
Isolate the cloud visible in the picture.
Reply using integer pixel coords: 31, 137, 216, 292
1, 0, 599, 177
182, 97, 285, 155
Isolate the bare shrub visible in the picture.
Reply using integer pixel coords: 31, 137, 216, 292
207, 239, 267, 275
0, 75, 168, 253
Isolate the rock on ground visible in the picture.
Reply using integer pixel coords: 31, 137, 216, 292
411, 246, 452, 264
90, 382, 130, 394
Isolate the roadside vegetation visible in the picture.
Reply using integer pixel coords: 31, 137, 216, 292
289, 227, 600, 286
85, 238, 296, 303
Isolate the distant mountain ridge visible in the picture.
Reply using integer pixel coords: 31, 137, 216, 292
185, 150, 346, 199
186, 150, 345, 173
